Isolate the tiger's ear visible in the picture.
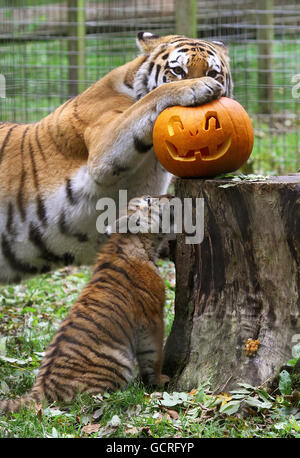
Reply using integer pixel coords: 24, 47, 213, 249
136, 31, 161, 54
212, 40, 228, 53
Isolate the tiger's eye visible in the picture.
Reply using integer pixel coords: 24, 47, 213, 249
207, 70, 219, 78
173, 66, 185, 75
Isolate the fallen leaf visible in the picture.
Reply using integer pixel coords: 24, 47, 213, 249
81, 415, 92, 425
108, 414, 121, 427
92, 406, 105, 420
188, 389, 198, 396
0, 381, 10, 394
150, 392, 162, 400
125, 427, 138, 435
217, 393, 232, 407
97, 426, 118, 438
165, 408, 179, 420
82, 423, 101, 435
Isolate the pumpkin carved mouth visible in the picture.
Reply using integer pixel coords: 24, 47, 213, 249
165, 135, 232, 162
165, 112, 232, 162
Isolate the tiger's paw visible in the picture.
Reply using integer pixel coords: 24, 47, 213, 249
179, 77, 223, 106
140, 373, 170, 388
159, 374, 170, 385
197, 76, 224, 102
157, 77, 223, 113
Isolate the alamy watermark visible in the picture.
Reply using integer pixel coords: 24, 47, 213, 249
95, 190, 204, 244
0, 74, 5, 99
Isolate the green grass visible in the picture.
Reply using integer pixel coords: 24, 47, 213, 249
230, 40, 300, 174
0, 263, 299, 438
243, 119, 299, 175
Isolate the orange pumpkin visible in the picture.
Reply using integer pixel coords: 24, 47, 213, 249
153, 97, 254, 178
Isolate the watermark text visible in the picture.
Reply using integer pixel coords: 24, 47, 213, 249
96, 191, 204, 245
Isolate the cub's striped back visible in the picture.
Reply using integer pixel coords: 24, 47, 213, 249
0, 195, 172, 414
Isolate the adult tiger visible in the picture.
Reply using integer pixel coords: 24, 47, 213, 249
0, 32, 233, 284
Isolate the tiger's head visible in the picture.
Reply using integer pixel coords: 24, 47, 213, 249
133, 32, 233, 100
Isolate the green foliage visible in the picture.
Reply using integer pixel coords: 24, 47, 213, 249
279, 371, 293, 396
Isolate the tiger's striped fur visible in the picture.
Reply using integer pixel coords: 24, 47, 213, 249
0, 195, 173, 414
0, 32, 232, 283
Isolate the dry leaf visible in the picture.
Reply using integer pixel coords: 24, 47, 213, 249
166, 408, 179, 420
125, 427, 138, 435
217, 393, 232, 407
108, 414, 121, 427
150, 392, 162, 400
82, 423, 101, 435
92, 407, 105, 420
188, 389, 198, 396
97, 426, 117, 438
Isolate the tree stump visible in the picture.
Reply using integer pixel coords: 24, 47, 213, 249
163, 175, 300, 391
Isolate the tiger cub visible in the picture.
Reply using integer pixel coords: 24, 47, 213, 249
0, 195, 173, 414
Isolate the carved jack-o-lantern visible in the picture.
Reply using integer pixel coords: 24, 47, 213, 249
153, 97, 254, 178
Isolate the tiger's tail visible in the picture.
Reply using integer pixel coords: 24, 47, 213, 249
0, 389, 42, 414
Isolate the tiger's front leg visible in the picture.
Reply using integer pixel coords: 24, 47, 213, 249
85, 77, 223, 186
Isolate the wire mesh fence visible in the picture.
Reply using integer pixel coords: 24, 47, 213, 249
0, 0, 299, 174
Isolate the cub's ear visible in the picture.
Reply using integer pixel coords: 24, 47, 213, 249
136, 31, 161, 54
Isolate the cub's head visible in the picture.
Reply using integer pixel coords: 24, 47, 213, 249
107, 194, 176, 242
133, 31, 233, 100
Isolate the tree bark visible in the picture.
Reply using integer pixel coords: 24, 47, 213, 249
163, 175, 300, 391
